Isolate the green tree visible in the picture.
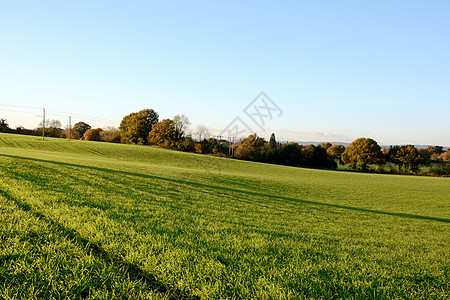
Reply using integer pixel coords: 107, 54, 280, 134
426, 145, 444, 155
396, 145, 424, 173
319, 142, 332, 150
388, 145, 404, 172
120, 109, 159, 144
418, 149, 431, 166
341, 138, 382, 170
72, 122, 91, 139
278, 143, 304, 166
48, 120, 62, 137
0, 118, 10, 132
36, 119, 63, 137
303, 144, 336, 169
269, 133, 277, 149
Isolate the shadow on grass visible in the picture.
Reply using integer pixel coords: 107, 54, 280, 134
2, 153, 449, 224
0, 187, 199, 300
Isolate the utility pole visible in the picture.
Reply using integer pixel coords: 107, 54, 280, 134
42, 108, 45, 140
68, 116, 71, 141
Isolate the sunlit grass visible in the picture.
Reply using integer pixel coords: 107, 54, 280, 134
0, 133, 449, 298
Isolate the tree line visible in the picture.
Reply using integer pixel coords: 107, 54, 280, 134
1, 110, 449, 176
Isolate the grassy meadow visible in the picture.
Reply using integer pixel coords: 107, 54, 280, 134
0, 133, 449, 299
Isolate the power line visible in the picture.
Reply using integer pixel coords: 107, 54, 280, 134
0, 104, 42, 110
47, 109, 120, 124
0, 103, 120, 126
0, 108, 42, 116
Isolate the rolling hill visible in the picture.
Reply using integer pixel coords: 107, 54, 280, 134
0, 133, 448, 299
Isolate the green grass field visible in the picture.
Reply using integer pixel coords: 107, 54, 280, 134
0, 133, 449, 299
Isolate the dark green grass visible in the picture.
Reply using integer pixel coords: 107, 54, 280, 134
0, 133, 449, 299
0, 192, 167, 299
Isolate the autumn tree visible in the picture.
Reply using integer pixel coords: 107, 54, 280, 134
235, 134, 267, 161
120, 109, 159, 144
440, 151, 450, 165
83, 128, 103, 141
148, 119, 175, 148
176, 136, 196, 152
72, 122, 91, 139
341, 138, 382, 170
327, 145, 345, 157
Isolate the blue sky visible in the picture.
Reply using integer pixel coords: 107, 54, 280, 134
1, 0, 449, 146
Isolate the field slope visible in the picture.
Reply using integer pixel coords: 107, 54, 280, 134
0, 133, 449, 299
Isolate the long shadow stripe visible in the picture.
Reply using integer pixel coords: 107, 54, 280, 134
0, 188, 199, 300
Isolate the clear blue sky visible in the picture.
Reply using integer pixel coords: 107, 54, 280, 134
1, 0, 449, 146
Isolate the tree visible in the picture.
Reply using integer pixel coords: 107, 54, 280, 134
120, 109, 159, 144
341, 138, 382, 170
426, 145, 444, 155
177, 136, 196, 152
173, 114, 190, 141
83, 128, 103, 141
72, 122, 91, 139
303, 144, 336, 169
195, 138, 217, 154
388, 145, 404, 172
148, 119, 175, 148
318, 142, 332, 150
48, 120, 62, 137
235, 134, 267, 161
15, 126, 24, 134
327, 145, 345, 157
0, 118, 9, 132
277, 143, 304, 166
36, 119, 62, 137
396, 145, 423, 173
269, 133, 277, 150
440, 151, 450, 165
195, 125, 211, 141
418, 149, 431, 167
100, 126, 121, 143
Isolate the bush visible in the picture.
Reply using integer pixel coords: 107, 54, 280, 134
426, 165, 450, 176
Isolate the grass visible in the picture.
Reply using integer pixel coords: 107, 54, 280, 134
0, 132, 449, 299
0, 191, 170, 299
